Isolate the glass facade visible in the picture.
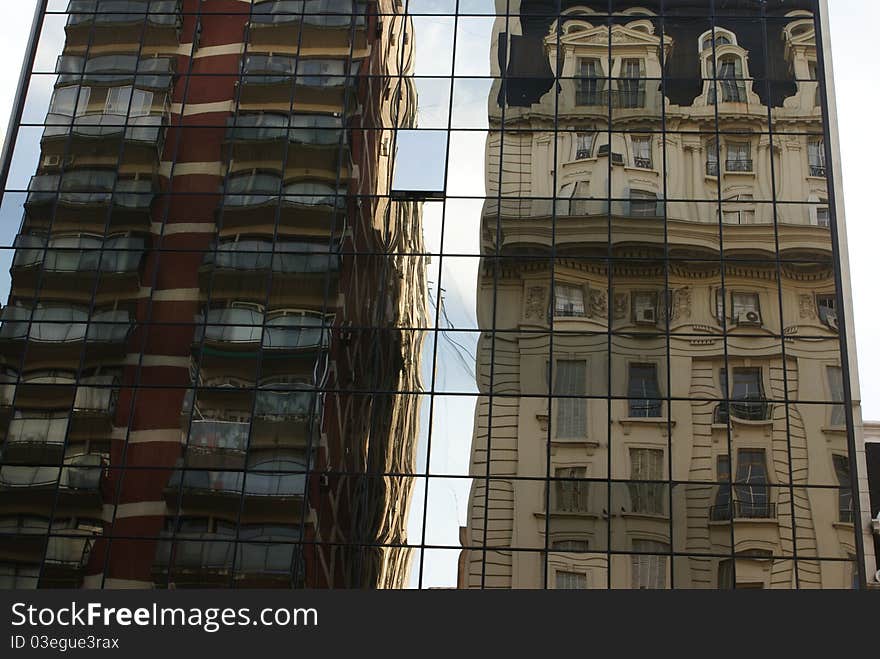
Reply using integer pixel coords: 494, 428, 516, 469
0, 0, 867, 589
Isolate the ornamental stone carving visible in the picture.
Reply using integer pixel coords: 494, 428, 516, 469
671, 286, 692, 322
524, 285, 548, 321
799, 294, 816, 319
613, 293, 629, 320
589, 288, 608, 318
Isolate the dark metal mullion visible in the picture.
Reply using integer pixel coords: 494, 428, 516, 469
758, 7, 800, 589
604, 3, 612, 590
415, 0, 460, 589
541, 0, 564, 591
812, 0, 867, 589
101, 0, 194, 589
708, 11, 737, 590
36, 0, 157, 588
479, 0, 510, 590
658, 10, 674, 589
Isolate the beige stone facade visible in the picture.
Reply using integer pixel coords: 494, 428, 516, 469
461, 2, 870, 589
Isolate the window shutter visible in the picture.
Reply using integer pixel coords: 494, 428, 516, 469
554, 360, 587, 438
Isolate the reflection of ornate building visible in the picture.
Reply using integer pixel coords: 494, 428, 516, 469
461, 2, 871, 588
0, 0, 425, 589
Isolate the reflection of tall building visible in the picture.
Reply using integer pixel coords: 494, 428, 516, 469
0, 0, 426, 589
461, 1, 873, 589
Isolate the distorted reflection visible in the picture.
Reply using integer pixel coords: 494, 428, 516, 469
0, 0, 864, 589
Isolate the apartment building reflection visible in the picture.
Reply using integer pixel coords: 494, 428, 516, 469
460, 1, 866, 588
0, 0, 426, 589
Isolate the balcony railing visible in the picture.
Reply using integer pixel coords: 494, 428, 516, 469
203, 241, 340, 274
709, 499, 776, 521
633, 156, 652, 169
186, 420, 250, 453
714, 396, 771, 424
628, 399, 663, 418
226, 113, 344, 146
725, 159, 753, 172
194, 309, 330, 350
0, 454, 104, 491
254, 387, 319, 419
809, 164, 826, 177
45, 534, 94, 568
73, 375, 119, 415
706, 161, 719, 176
26, 173, 154, 210
0, 516, 50, 536
154, 534, 234, 572
154, 533, 300, 577
240, 55, 358, 87
6, 416, 69, 450
250, 0, 366, 28
42, 112, 166, 146
56, 55, 174, 89
575, 86, 646, 108
166, 462, 307, 498
65, 0, 182, 28
13, 235, 145, 274
224, 176, 346, 210
0, 307, 132, 344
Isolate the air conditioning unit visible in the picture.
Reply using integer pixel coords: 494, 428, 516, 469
635, 307, 656, 324
611, 152, 625, 166
736, 310, 761, 325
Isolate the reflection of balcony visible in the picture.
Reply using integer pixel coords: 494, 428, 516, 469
0, 517, 49, 562
152, 534, 233, 584
24, 172, 154, 231
725, 159, 753, 173
714, 397, 772, 424
12, 235, 144, 297
164, 460, 307, 521
56, 54, 174, 89
248, 0, 367, 53
200, 240, 340, 300
710, 499, 776, 521
194, 309, 330, 356
1, 372, 79, 412
70, 375, 119, 439
0, 455, 105, 512
184, 421, 248, 470
41, 112, 167, 164
221, 174, 347, 232
64, 0, 182, 49
182, 384, 320, 450
238, 54, 359, 108
0, 307, 132, 366
2, 415, 68, 465
706, 161, 719, 177
225, 113, 347, 170
809, 165, 826, 177
153, 532, 301, 586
